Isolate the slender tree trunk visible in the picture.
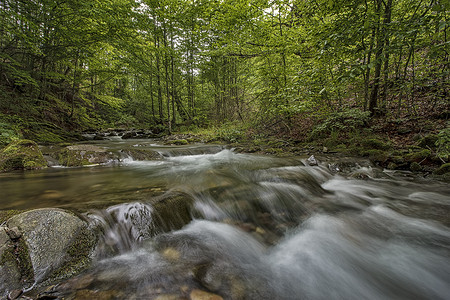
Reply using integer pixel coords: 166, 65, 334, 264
163, 24, 171, 134
368, 0, 392, 115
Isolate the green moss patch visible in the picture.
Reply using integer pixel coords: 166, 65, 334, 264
0, 210, 24, 224
0, 139, 47, 172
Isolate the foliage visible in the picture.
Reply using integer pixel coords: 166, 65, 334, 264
0, 122, 20, 147
436, 128, 450, 162
310, 109, 371, 139
0, 0, 447, 146
0, 139, 47, 172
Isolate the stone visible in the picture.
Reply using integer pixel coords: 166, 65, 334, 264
55, 145, 116, 167
8, 289, 22, 299
162, 247, 181, 261
307, 155, 318, 166
0, 139, 47, 172
74, 289, 123, 300
6, 226, 22, 240
6, 208, 96, 285
189, 289, 223, 300
0, 227, 23, 293
154, 294, 184, 300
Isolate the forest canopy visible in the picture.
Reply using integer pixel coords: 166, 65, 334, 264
0, 0, 448, 143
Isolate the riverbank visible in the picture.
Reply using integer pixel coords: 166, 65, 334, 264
0, 112, 449, 178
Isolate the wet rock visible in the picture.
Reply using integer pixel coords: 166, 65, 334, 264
121, 131, 138, 139
307, 155, 318, 166
5, 209, 97, 286
0, 139, 47, 172
189, 289, 223, 300
162, 247, 181, 261
74, 289, 123, 300
120, 148, 161, 161
54, 145, 117, 167
152, 193, 195, 233
164, 139, 189, 146
6, 226, 22, 240
7, 289, 22, 299
154, 294, 185, 300
0, 227, 23, 293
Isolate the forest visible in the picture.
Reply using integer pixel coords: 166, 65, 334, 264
0, 0, 449, 170
1, 1, 450, 299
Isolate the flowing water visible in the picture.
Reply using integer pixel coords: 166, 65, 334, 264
1, 140, 449, 299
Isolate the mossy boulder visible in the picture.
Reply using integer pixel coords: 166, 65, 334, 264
0, 209, 98, 294
152, 193, 195, 234
359, 149, 389, 163
55, 144, 117, 167
0, 139, 47, 172
359, 138, 392, 150
165, 139, 189, 145
121, 148, 162, 161
0, 227, 25, 293
405, 149, 432, 163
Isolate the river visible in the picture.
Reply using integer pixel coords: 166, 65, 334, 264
1, 140, 449, 299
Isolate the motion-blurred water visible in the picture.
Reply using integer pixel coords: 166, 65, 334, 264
1, 142, 449, 299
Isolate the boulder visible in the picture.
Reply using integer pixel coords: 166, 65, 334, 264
55, 144, 117, 167
0, 139, 47, 172
0, 208, 97, 294
0, 227, 23, 294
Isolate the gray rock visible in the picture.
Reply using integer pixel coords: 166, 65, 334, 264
6, 209, 96, 285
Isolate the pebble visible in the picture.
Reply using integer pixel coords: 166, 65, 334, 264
162, 247, 181, 261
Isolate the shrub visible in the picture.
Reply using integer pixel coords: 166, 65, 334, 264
310, 109, 371, 139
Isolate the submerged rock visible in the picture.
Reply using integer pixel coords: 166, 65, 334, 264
0, 139, 47, 172
190, 289, 223, 300
0, 209, 97, 295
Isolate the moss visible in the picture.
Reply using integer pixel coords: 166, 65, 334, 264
152, 193, 194, 234
57, 148, 91, 167
417, 134, 438, 149
405, 149, 432, 162
171, 139, 189, 145
360, 149, 389, 163
360, 138, 392, 150
122, 149, 161, 160
0, 210, 24, 224
410, 162, 422, 172
0, 236, 35, 285
264, 148, 283, 155
47, 225, 96, 282
33, 131, 65, 144
0, 139, 47, 172
387, 162, 398, 170
15, 237, 34, 283
434, 163, 450, 175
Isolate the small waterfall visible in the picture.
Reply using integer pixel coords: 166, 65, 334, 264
87, 202, 155, 256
